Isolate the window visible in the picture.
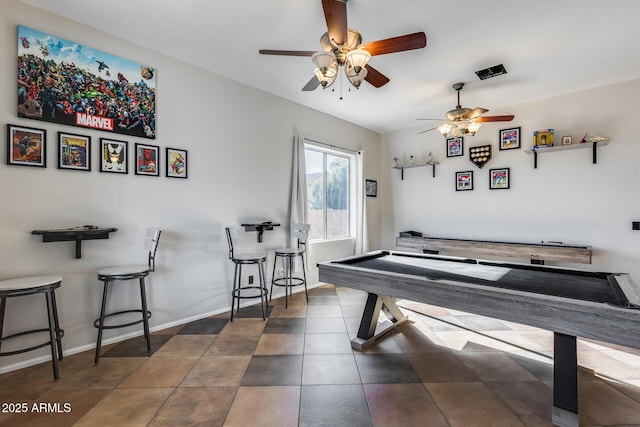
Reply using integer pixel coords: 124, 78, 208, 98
304, 143, 354, 241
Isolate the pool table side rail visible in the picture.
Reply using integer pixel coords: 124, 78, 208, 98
318, 257, 640, 351
396, 236, 592, 264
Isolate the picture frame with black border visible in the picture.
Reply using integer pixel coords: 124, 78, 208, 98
99, 138, 128, 174
489, 167, 510, 190
446, 137, 464, 157
166, 147, 187, 179
58, 131, 91, 171
6, 123, 46, 167
455, 171, 473, 191
366, 179, 377, 197
499, 127, 521, 150
135, 143, 160, 176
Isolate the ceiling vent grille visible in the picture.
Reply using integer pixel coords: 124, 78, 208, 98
475, 64, 507, 80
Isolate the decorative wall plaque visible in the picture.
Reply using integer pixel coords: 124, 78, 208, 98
469, 144, 492, 168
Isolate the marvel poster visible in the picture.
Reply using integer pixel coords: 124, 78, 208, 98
17, 25, 156, 139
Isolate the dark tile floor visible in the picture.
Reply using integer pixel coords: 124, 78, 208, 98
2, 284, 640, 426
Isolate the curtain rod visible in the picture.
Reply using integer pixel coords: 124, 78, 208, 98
304, 138, 360, 154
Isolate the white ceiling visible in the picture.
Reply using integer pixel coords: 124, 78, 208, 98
19, 0, 640, 134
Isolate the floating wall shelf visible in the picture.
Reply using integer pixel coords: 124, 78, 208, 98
524, 141, 609, 169
393, 161, 439, 180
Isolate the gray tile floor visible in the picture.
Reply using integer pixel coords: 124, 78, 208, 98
1, 284, 640, 426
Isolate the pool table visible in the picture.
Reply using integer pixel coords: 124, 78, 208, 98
318, 250, 640, 427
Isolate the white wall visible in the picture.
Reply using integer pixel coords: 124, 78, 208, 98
381, 78, 640, 279
0, 0, 381, 372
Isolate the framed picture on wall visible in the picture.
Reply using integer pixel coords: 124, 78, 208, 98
455, 171, 473, 191
446, 137, 464, 157
18, 25, 157, 139
499, 127, 521, 150
489, 167, 510, 190
166, 147, 187, 178
366, 179, 377, 197
58, 132, 91, 171
135, 143, 159, 176
100, 138, 128, 173
6, 124, 46, 167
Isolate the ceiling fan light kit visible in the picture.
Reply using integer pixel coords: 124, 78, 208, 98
438, 120, 482, 138
311, 38, 371, 90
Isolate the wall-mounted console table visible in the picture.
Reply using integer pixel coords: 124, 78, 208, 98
241, 222, 280, 242
32, 226, 118, 259
524, 141, 609, 169
395, 235, 592, 264
393, 161, 439, 180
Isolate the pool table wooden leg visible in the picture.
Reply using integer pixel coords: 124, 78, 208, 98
351, 293, 408, 350
552, 332, 578, 427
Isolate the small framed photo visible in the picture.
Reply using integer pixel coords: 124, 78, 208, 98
100, 138, 128, 173
561, 135, 572, 145
455, 171, 473, 191
446, 137, 464, 157
499, 127, 521, 150
58, 132, 91, 171
489, 167, 510, 190
6, 124, 46, 167
135, 143, 159, 176
366, 179, 377, 197
533, 129, 554, 148
166, 147, 187, 178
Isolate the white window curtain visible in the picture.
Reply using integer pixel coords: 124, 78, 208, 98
289, 134, 308, 243
289, 135, 308, 271
355, 150, 368, 254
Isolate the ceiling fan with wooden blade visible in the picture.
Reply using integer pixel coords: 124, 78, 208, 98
259, 0, 426, 91
417, 82, 514, 137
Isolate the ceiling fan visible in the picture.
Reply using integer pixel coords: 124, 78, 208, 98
259, 0, 426, 92
418, 82, 514, 137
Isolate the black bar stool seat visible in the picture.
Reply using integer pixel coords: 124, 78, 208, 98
271, 223, 310, 308
94, 229, 161, 364
0, 275, 64, 380
225, 227, 268, 321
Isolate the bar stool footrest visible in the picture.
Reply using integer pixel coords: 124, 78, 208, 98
93, 309, 152, 330
272, 277, 305, 288
0, 328, 65, 357
232, 285, 268, 299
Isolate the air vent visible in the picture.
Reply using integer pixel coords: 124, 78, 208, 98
475, 64, 507, 80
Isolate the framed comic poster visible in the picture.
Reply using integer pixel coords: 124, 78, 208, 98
58, 132, 90, 171
100, 138, 128, 173
446, 137, 463, 157
489, 167, 510, 190
6, 124, 46, 167
166, 147, 187, 178
455, 171, 473, 191
18, 25, 156, 139
135, 143, 159, 176
499, 127, 521, 150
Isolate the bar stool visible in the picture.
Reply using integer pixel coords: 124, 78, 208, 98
0, 275, 64, 380
271, 223, 310, 308
94, 228, 161, 364
225, 227, 268, 321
